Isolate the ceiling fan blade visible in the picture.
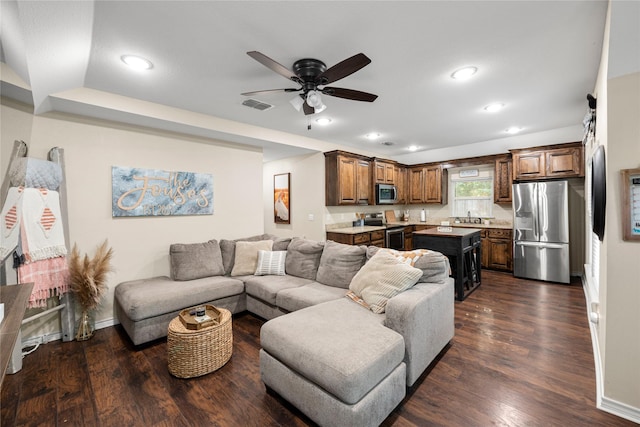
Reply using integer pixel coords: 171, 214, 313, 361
316, 53, 371, 85
241, 88, 300, 96
322, 87, 378, 102
247, 51, 300, 83
302, 102, 315, 115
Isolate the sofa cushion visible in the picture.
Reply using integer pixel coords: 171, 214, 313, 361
170, 240, 225, 281
254, 250, 286, 276
272, 237, 292, 252
220, 233, 277, 275
276, 282, 347, 312
315, 240, 367, 288
260, 298, 403, 404
115, 275, 244, 322
231, 240, 273, 276
366, 247, 450, 283
244, 275, 313, 305
350, 250, 422, 314
285, 238, 324, 280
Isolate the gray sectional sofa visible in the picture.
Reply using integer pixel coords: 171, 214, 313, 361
114, 234, 455, 427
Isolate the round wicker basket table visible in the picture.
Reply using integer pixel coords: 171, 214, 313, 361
167, 307, 233, 378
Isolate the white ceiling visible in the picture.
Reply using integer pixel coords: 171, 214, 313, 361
0, 1, 608, 162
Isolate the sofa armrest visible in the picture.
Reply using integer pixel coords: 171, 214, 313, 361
384, 278, 455, 386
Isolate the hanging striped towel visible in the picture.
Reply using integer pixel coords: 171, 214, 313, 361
21, 188, 67, 262
0, 187, 24, 260
18, 256, 70, 308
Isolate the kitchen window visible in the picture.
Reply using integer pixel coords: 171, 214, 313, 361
449, 166, 494, 218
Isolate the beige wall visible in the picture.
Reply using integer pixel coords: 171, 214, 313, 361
602, 70, 640, 408
1, 99, 264, 339
587, 0, 640, 416
262, 152, 326, 242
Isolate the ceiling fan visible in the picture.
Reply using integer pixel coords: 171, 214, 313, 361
242, 51, 378, 115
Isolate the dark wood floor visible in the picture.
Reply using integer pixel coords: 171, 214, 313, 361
1, 271, 635, 426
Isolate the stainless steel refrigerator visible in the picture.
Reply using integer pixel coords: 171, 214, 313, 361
513, 180, 570, 283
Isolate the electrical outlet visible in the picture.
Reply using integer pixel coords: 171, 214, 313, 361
308, 214, 314, 221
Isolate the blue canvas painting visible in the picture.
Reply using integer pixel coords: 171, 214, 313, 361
112, 166, 213, 217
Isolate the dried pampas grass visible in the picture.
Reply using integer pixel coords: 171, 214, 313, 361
69, 240, 114, 311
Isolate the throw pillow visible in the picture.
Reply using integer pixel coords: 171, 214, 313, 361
230, 240, 273, 276
170, 240, 225, 281
220, 233, 277, 275
254, 250, 287, 276
284, 237, 325, 280
367, 247, 450, 283
349, 250, 422, 314
315, 240, 367, 288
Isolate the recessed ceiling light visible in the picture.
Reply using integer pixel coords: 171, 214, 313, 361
484, 103, 505, 113
365, 132, 381, 140
407, 145, 419, 152
505, 126, 523, 134
121, 55, 153, 70
315, 118, 332, 125
451, 66, 478, 81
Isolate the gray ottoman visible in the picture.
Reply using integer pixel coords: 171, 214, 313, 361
260, 298, 407, 427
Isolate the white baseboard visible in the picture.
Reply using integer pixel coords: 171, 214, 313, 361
21, 316, 119, 348
600, 396, 640, 424
581, 271, 640, 424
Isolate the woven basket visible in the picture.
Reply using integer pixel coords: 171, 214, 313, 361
167, 307, 233, 378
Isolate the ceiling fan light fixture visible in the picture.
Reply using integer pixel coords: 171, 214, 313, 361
451, 66, 477, 81
121, 54, 153, 70
306, 90, 323, 108
314, 103, 327, 114
290, 95, 304, 111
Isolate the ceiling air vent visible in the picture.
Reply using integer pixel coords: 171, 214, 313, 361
242, 98, 274, 111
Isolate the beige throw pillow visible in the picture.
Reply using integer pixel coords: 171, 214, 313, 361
231, 240, 273, 276
349, 250, 422, 314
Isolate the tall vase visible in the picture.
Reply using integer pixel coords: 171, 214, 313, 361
75, 309, 95, 341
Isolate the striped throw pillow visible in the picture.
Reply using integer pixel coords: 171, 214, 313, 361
254, 250, 287, 276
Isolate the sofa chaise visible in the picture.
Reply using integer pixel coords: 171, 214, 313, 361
114, 234, 454, 426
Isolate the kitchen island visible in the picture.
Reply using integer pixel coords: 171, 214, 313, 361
413, 227, 482, 301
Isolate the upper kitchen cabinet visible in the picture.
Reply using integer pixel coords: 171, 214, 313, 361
511, 142, 584, 181
395, 165, 407, 204
408, 165, 447, 204
494, 156, 513, 203
325, 151, 372, 206
425, 165, 447, 204
373, 159, 396, 184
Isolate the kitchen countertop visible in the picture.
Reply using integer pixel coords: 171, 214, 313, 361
327, 221, 511, 234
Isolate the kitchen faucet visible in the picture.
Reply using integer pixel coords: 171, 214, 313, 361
467, 211, 471, 223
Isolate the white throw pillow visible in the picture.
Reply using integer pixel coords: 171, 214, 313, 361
230, 240, 273, 276
254, 250, 287, 276
349, 250, 422, 314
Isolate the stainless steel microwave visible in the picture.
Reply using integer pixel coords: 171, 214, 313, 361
375, 183, 397, 204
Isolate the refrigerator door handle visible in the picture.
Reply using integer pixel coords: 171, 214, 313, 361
514, 241, 566, 249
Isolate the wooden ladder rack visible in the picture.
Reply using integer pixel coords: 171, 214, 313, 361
0, 140, 75, 373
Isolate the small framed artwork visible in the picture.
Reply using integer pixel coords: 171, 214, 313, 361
274, 173, 290, 224
621, 168, 640, 241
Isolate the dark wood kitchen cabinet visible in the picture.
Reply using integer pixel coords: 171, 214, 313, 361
326, 229, 385, 247
374, 159, 396, 184
408, 165, 447, 204
325, 151, 372, 206
483, 228, 513, 272
395, 166, 407, 204
511, 142, 583, 181
494, 156, 513, 203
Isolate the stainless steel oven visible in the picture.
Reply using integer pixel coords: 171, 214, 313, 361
385, 226, 405, 250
